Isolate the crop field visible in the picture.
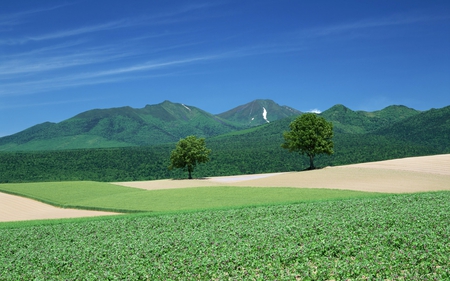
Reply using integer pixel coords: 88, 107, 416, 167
1, 155, 449, 279
0, 181, 384, 213
1, 191, 449, 280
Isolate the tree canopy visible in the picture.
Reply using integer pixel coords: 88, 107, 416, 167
282, 113, 334, 170
168, 135, 211, 179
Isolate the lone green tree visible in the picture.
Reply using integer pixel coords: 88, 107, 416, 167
281, 113, 334, 170
168, 135, 211, 179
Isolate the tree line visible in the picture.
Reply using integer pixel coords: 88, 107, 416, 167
0, 113, 444, 183
0, 139, 439, 183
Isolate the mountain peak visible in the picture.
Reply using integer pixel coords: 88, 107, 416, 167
325, 104, 352, 112
217, 99, 301, 127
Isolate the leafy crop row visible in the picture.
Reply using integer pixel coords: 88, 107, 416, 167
1, 192, 449, 280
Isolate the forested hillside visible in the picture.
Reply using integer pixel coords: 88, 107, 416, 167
0, 133, 440, 183
320, 104, 420, 134
373, 106, 450, 151
1, 104, 447, 183
0, 100, 301, 151
0, 116, 442, 182
0, 101, 241, 150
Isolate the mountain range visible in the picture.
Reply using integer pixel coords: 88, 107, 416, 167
0, 99, 449, 152
1, 100, 449, 182
0, 100, 299, 151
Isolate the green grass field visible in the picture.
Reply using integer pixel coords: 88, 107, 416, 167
0, 181, 385, 213
1, 181, 449, 279
0, 191, 449, 280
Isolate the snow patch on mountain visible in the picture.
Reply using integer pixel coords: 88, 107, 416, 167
182, 104, 191, 111
262, 107, 270, 123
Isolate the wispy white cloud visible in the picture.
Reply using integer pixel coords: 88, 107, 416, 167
82, 56, 215, 78
0, 46, 137, 77
1, 18, 139, 45
0, 3, 72, 29
206, 42, 305, 61
307, 109, 321, 114
1, 2, 220, 45
298, 12, 449, 39
0, 55, 217, 96
140, 2, 223, 26
0, 97, 103, 110
0, 2, 305, 98
0, 72, 183, 97
0, 38, 306, 96
349, 16, 437, 33
35, 19, 143, 41
6, 40, 87, 58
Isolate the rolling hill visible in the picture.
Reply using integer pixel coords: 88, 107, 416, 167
1, 103, 448, 183
207, 104, 448, 168
320, 104, 420, 134
0, 101, 237, 150
0, 99, 432, 152
0, 100, 302, 151
372, 105, 450, 151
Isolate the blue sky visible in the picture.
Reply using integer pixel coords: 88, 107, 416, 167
1, 1, 449, 137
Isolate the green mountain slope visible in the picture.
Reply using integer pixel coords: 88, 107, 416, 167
0, 100, 446, 158
0, 105, 447, 183
208, 107, 440, 170
372, 105, 450, 152
0, 101, 242, 151
0, 99, 304, 151
320, 104, 420, 134
217, 99, 301, 127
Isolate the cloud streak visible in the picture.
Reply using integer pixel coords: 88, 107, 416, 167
0, 55, 218, 97
0, 97, 104, 110
1, 3, 219, 45
0, 45, 137, 77
30, 20, 133, 41
0, 3, 72, 30
1, 39, 307, 96
1, 18, 141, 45
299, 13, 449, 39
0, 40, 306, 97
4, 4, 442, 103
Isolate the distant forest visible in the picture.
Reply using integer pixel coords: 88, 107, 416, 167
1, 104, 448, 183
0, 132, 442, 183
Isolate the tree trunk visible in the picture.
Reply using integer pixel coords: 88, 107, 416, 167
188, 168, 193, 179
309, 154, 315, 170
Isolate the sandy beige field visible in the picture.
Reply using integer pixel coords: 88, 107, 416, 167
115, 154, 450, 193
1, 154, 449, 222
0, 193, 118, 222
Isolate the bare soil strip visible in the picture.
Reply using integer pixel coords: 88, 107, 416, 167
115, 154, 450, 193
1, 154, 449, 222
350, 154, 450, 176
0, 192, 118, 222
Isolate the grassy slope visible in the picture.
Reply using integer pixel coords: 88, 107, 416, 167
0, 182, 144, 212
80, 186, 384, 212
0, 181, 384, 213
